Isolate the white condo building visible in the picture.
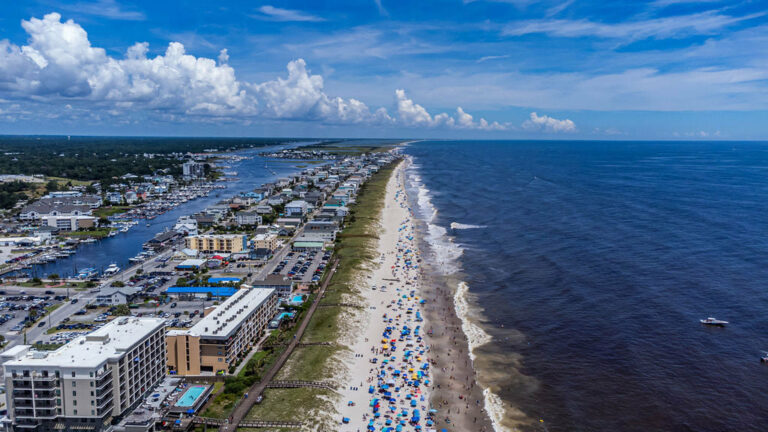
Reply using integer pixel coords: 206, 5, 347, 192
1, 318, 166, 432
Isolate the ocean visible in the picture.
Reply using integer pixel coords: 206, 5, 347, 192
403, 140, 768, 432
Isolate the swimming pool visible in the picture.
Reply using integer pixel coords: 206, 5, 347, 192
291, 295, 304, 303
175, 386, 207, 407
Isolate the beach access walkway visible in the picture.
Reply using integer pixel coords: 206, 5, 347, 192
210, 257, 339, 431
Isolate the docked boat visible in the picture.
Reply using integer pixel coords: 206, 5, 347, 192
700, 317, 728, 326
761, 352, 768, 363
103, 263, 121, 276
77, 268, 98, 279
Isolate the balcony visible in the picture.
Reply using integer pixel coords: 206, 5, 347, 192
14, 400, 34, 408
14, 419, 40, 429
12, 390, 34, 399
96, 382, 113, 397
32, 408, 58, 419
12, 380, 32, 389
97, 394, 114, 410
14, 408, 36, 418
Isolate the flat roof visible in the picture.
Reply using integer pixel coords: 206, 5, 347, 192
184, 286, 275, 339
207, 277, 241, 283
165, 286, 238, 297
293, 241, 324, 247
3, 317, 165, 369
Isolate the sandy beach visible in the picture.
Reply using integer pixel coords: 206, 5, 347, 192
334, 159, 494, 431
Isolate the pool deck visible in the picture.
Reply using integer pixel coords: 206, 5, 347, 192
169, 384, 213, 414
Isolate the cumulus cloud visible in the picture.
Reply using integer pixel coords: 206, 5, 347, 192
522, 112, 576, 133
0, 12, 528, 132
395, 89, 506, 130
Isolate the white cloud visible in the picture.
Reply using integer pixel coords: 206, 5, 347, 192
522, 112, 576, 133
217, 49, 229, 65
477, 54, 510, 63
253, 6, 325, 22
502, 11, 765, 41
56, 0, 145, 21
395, 89, 506, 130
0, 12, 523, 132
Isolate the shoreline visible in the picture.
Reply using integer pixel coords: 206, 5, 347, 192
332, 157, 494, 431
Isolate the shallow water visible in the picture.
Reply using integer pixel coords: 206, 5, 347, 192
404, 140, 768, 432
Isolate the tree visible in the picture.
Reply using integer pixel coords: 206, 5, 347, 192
111, 281, 125, 287
49, 273, 59, 281
135, 269, 144, 275
113, 304, 130, 316
85, 184, 97, 194
30, 277, 43, 286
45, 180, 60, 192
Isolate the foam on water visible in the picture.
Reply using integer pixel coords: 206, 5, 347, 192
450, 222, 488, 230
407, 161, 464, 275
453, 281, 492, 359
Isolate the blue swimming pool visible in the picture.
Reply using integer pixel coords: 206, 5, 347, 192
175, 386, 207, 407
291, 295, 304, 303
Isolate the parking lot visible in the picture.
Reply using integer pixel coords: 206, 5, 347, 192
40, 299, 209, 344
271, 249, 330, 283
0, 292, 67, 335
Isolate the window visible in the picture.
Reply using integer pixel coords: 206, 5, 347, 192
72, 382, 76, 387
73, 399, 77, 405
72, 390, 76, 397
90, 381, 94, 387
72, 372, 76, 378
74, 409, 77, 415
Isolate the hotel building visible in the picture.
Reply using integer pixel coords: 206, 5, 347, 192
184, 234, 247, 254
166, 286, 277, 375
1, 317, 166, 432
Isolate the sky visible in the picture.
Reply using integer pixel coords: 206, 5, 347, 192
0, 0, 767, 139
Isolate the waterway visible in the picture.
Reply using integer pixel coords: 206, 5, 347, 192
18, 142, 312, 278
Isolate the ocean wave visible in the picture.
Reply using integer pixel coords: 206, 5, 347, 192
455, 281, 511, 432
450, 222, 487, 230
453, 281, 492, 359
483, 388, 512, 432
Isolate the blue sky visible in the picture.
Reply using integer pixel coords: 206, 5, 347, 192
0, 0, 767, 139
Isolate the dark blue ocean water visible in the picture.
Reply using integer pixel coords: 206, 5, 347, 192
404, 141, 768, 432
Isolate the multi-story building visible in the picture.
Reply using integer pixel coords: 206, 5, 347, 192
252, 233, 278, 252
1, 317, 166, 432
184, 234, 247, 254
182, 161, 206, 179
166, 287, 277, 375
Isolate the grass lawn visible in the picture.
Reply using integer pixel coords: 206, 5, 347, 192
59, 228, 113, 238
94, 206, 132, 218
244, 387, 334, 423
46, 176, 93, 187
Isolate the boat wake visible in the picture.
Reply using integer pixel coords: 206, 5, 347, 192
450, 222, 487, 230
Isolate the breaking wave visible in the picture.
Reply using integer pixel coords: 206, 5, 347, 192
453, 281, 493, 359
407, 162, 463, 275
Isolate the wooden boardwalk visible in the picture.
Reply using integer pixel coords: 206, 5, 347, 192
201, 258, 339, 431
267, 380, 337, 390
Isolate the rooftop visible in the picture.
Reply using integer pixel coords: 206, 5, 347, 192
184, 286, 275, 339
3, 317, 165, 369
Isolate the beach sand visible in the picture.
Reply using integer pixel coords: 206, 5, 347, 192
333, 159, 494, 431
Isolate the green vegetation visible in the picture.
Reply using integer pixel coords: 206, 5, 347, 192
33, 342, 64, 351
94, 206, 132, 218
0, 181, 32, 209
0, 136, 302, 186
60, 228, 113, 239
113, 304, 130, 316
245, 162, 397, 425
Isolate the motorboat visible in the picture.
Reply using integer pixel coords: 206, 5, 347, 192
761, 352, 768, 363
103, 263, 121, 276
700, 317, 728, 326
77, 268, 98, 279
